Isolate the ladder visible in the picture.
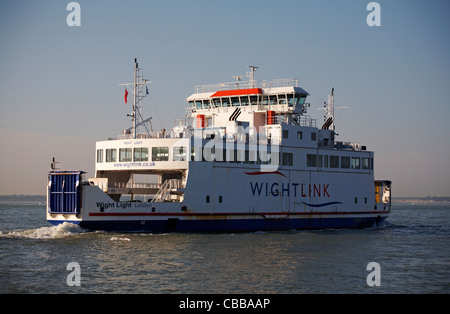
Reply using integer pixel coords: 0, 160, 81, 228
151, 179, 177, 202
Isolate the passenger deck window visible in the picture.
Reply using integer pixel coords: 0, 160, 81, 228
351, 157, 360, 169
330, 155, 339, 168
341, 156, 350, 169
282, 152, 293, 166
96, 149, 103, 163
173, 146, 187, 161
134, 147, 148, 162
106, 149, 116, 162
307, 154, 317, 167
152, 147, 169, 161
119, 148, 132, 162
362, 157, 370, 169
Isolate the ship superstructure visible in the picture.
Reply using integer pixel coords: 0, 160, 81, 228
46, 61, 391, 232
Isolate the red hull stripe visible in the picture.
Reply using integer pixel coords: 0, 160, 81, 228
89, 211, 390, 217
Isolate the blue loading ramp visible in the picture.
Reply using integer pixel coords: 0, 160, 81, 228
48, 171, 84, 214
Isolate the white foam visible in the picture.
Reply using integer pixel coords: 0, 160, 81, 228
0, 222, 85, 239
110, 237, 130, 241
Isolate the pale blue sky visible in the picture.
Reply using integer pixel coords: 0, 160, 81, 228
0, 0, 449, 196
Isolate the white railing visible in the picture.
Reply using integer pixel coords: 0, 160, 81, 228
108, 182, 160, 190
194, 78, 300, 94
151, 179, 182, 202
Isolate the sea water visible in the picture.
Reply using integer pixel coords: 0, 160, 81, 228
0, 202, 449, 294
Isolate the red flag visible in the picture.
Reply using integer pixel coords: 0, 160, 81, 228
124, 88, 129, 104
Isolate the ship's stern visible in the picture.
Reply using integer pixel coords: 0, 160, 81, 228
46, 171, 85, 226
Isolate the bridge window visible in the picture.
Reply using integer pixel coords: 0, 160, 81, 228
240, 96, 249, 106
134, 147, 148, 162
212, 98, 221, 107
231, 97, 240, 106
278, 94, 286, 105
106, 149, 116, 162
287, 94, 295, 106
269, 95, 277, 106
250, 95, 258, 106
152, 147, 169, 161
222, 97, 230, 107
294, 94, 307, 106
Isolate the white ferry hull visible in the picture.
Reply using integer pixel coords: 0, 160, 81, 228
46, 170, 390, 233
47, 214, 388, 233
46, 62, 391, 233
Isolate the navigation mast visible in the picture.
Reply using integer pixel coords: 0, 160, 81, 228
320, 87, 348, 131
119, 58, 152, 139
247, 65, 258, 88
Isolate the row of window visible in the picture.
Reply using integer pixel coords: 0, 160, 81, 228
97, 147, 187, 163
188, 93, 307, 110
306, 154, 373, 170
97, 147, 372, 171
283, 130, 316, 141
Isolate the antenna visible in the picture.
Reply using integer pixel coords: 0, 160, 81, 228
318, 87, 348, 131
50, 157, 59, 171
247, 65, 258, 88
119, 58, 152, 139
232, 75, 244, 89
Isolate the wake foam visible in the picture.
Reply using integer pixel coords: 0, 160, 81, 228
0, 222, 86, 239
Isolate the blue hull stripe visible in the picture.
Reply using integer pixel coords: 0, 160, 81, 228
302, 201, 343, 208
48, 216, 387, 233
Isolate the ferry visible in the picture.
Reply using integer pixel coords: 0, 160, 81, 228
46, 60, 391, 232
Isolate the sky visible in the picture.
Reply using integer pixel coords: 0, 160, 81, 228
0, 0, 449, 197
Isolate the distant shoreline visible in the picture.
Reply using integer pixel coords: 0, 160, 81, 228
392, 197, 450, 205
0, 195, 46, 203
1, 195, 449, 205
